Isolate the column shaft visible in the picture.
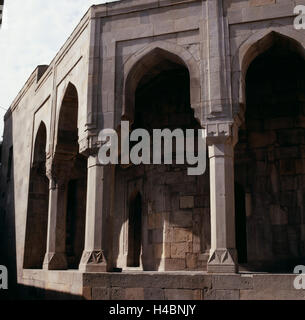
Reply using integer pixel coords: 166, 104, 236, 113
207, 139, 238, 273
43, 179, 68, 270
79, 155, 110, 272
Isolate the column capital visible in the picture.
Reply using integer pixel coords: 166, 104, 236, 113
204, 121, 238, 147
79, 132, 101, 157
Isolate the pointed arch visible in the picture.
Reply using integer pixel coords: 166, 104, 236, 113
32, 121, 47, 165
55, 82, 79, 157
24, 121, 49, 269
234, 27, 305, 271
113, 40, 206, 272
122, 41, 202, 124
232, 27, 305, 121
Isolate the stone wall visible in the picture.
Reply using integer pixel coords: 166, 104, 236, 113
114, 163, 210, 271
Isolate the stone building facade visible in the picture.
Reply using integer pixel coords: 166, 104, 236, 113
1, 0, 305, 300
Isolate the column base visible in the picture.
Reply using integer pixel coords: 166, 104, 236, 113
43, 252, 68, 270
79, 250, 107, 272
207, 249, 238, 274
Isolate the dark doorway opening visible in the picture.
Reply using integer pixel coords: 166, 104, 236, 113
235, 33, 305, 271
235, 183, 248, 264
66, 179, 77, 269
127, 193, 142, 267
65, 165, 87, 270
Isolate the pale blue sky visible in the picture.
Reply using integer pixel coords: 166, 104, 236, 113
0, 0, 117, 139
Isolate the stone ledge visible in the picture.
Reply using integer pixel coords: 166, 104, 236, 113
19, 270, 304, 300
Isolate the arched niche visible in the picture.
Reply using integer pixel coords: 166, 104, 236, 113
234, 31, 305, 272
24, 122, 49, 269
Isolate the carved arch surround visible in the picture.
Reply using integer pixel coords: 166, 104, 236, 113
231, 25, 305, 122
121, 41, 202, 124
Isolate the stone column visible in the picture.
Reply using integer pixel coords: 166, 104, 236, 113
206, 122, 238, 273
43, 160, 70, 270
79, 154, 110, 272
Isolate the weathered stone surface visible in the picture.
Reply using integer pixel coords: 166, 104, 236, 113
248, 132, 276, 148
15, 270, 305, 300
180, 196, 194, 209
173, 228, 193, 243
170, 211, 193, 228
171, 242, 192, 259
125, 288, 145, 300
163, 258, 186, 271
215, 290, 240, 300
250, 0, 275, 6
270, 205, 288, 226
186, 253, 198, 270
111, 287, 126, 300
240, 289, 305, 300
212, 275, 253, 290
92, 287, 110, 300
144, 288, 165, 300
164, 289, 202, 300
82, 287, 92, 300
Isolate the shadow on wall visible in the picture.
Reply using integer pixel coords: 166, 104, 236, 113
0, 112, 17, 300
0, 113, 84, 300
0, 284, 84, 301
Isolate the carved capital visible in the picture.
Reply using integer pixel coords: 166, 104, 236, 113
204, 121, 238, 147
79, 134, 102, 157
78, 137, 89, 156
